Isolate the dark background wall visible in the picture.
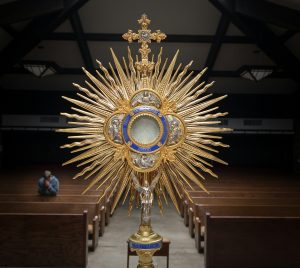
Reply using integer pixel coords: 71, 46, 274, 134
1, 90, 296, 117
0, 89, 296, 171
0, 0, 299, 175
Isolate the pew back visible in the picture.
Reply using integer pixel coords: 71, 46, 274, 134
0, 212, 88, 267
0, 202, 99, 223
205, 214, 300, 268
190, 197, 300, 207
187, 191, 300, 198
0, 187, 103, 195
0, 194, 102, 203
197, 204, 300, 223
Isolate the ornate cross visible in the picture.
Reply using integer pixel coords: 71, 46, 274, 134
123, 14, 167, 76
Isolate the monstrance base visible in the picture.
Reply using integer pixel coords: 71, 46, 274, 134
129, 224, 162, 268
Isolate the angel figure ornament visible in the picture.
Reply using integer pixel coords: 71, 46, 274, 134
57, 14, 231, 268
132, 172, 160, 225
128, 172, 163, 268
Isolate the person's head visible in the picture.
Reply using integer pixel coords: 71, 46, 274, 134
44, 170, 51, 179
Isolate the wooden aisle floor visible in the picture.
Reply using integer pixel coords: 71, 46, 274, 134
88, 203, 202, 268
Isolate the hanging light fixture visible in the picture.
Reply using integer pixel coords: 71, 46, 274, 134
240, 66, 274, 82
23, 61, 57, 78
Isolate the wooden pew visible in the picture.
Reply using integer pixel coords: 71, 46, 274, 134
204, 213, 300, 268
180, 187, 300, 221
0, 185, 113, 219
191, 182, 300, 189
0, 194, 107, 236
0, 185, 101, 194
0, 183, 114, 197
0, 211, 88, 267
0, 202, 100, 252
201, 185, 300, 192
184, 190, 300, 219
0, 166, 116, 226
185, 192, 300, 236
185, 196, 300, 236
186, 190, 300, 198
0, 187, 102, 195
195, 204, 300, 253
0, 194, 101, 202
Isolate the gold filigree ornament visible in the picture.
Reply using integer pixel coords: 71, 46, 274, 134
57, 14, 232, 215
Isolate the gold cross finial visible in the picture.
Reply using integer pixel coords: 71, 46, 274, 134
122, 14, 167, 76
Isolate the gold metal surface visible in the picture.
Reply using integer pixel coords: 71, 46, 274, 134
58, 13, 231, 223
129, 224, 162, 257
129, 172, 163, 268
123, 14, 166, 76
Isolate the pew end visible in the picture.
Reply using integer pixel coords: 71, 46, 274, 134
204, 213, 300, 268
0, 211, 88, 267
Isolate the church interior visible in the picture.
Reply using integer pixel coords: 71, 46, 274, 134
0, 0, 300, 267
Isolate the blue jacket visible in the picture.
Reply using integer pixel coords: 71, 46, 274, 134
38, 176, 59, 196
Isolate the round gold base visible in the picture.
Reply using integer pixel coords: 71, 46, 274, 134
129, 224, 163, 268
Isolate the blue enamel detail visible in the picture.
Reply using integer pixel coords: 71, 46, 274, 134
129, 241, 162, 250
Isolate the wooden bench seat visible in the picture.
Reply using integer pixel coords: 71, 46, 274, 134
0, 187, 103, 195
177, 184, 300, 217
0, 189, 113, 225
195, 204, 300, 252
0, 194, 106, 234
205, 213, 300, 268
0, 202, 100, 251
0, 166, 117, 229
185, 196, 300, 231
0, 212, 88, 267
0, 194, 102, 202
0, 185, 97, 194
186, 190, 300, 198
186, 184, 300, 192
182, 191, 300, 219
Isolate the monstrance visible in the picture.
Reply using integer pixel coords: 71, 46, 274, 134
58, 14, 231, 268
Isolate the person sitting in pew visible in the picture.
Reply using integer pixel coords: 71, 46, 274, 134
38, 170, 59, 196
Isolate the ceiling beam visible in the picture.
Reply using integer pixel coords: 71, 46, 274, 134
0, 0, 90, 75
204, 14, 230, 80
8, 64, 291, 79
46, 32, 252, 44
7, 66, 239, 77
235, 0, 300, 31
0, 0, 64, 26
209, 0, 300, 84
70, 11, 94, 71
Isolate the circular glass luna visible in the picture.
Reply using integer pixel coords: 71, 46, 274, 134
130, 115, 160, 145
122, 106, 169, 153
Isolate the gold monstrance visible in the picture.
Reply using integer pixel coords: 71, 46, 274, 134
58, 14, 231, 268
